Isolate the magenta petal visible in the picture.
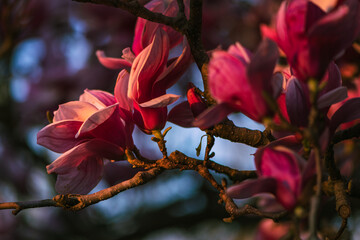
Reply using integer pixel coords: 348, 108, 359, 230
247, 38, 279, 93
139, 94, 180, 108
129, 29, 169, 102
254, 135, 302, 170
53, 101, 98, 123
54, 155, 103, 195
258, 146, 303, 209
323, 62, 342, 93
227, 178, 277, 199
330, 97, 360, 132
208, 50, 246, 103
76, 104, 119, 138
47, 138, 124, 194
153, 40, 192, 93
271, 72, 284, 99
80, 89, 116, 108
286, 77, 309, 127
167, 101, 195, 128
96, 50, 132, 70
37, 120, 83, 153
114, 70, 132, 112
317, 86, 348, 109
193, 103, 233, 129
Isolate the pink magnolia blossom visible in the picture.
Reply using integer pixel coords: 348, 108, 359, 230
37, 88, 134, 194
127, 29, 191, 132
227, 137, 315, 210
194, 38, 280, 128
263, 0, 360, 81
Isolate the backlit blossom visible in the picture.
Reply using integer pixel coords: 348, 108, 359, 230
37, 89, 134, 194
227, 137, 315, 210
194, 38, 280, 128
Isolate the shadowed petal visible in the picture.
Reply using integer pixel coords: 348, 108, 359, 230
47, 139, 124, 194
167, 101, 195, 128
153, 40, 192, 93
193, 103, 233, 129
330, 97, 360, 132
37, 120, 83, 153
286, 77, 308, 127
227, 178, 277, 199
317, 86, 347, 109
247, 38, 279, 93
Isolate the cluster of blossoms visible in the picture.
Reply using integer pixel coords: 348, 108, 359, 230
36, 0, 360, 232
37, 0, 191, 194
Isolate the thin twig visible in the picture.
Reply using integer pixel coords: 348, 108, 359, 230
333, 218, 347, 240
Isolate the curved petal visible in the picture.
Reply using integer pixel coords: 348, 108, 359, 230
330, 97, 360, 132
167, 101, 195, 128
227, 178, 277, 199
53, 101, 98, 123
37, 120, 83, 153
317, 86, 347, 109
286, 77, 309, 127
257, 146, 303, 209
208, 50, 247, 103
96, 50, 132, 70
47, 140, 124, 174
76, 104, 119, 138
247, 38, 279, 93
54, 155, 103, 195
139, 94, 180, 108
193, 103, 234, 129
322, 62, 342, 93
47, 139, 125, 194
128, 29, 170, 102
114, 70, 132, 112
228, 42, 252, 64
153, 40, 192, 93
80, 89, 116, 109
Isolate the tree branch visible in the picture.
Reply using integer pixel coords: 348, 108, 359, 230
0, 168, 162, 214
207, 119, 273, 147
126, 149, 257, 183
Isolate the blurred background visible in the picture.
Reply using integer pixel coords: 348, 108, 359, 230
1, 0, 360, 239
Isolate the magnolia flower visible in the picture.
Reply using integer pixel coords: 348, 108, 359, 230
194, 38, 280, 128
127, 29, 191, 132
263, 0, 360, 81
37, 88, 134, 194
227, 137, 315, 210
